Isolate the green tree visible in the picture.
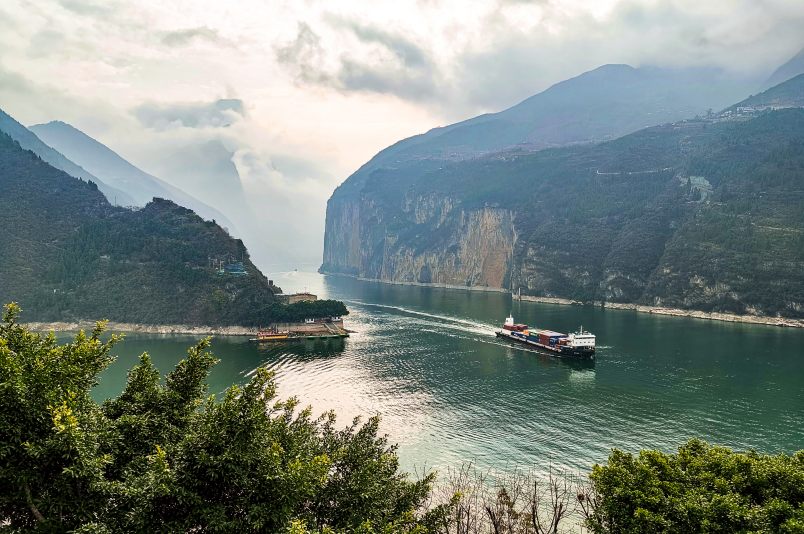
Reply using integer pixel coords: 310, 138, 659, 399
585, 438, 804, 534
0, 304, 452, 533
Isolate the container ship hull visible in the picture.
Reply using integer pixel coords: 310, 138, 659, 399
496, 330, 594, 359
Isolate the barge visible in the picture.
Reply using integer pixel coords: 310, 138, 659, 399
250, 329, 301, 343
495, 315, 595, 359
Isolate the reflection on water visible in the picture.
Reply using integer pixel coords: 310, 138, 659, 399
85, 270, 804, 475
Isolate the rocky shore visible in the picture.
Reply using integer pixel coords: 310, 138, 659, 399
23, 319, 351, 336
24, 321, 256, 336
515, 295, 804, 328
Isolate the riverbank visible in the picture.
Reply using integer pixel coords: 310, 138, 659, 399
23, 319, 349, 336
514, 295, 804, 328
320, 272, 804, 328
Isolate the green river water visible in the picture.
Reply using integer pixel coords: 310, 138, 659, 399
85, 271, 804, 474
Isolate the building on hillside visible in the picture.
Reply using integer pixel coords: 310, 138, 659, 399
277, 292, 318, 304
217, 261, 247, 276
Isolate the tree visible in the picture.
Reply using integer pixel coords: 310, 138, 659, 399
0, 303, 452, 533
583, 438, 804, 534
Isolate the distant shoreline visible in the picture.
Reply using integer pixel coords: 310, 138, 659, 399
320, 271, 804, 328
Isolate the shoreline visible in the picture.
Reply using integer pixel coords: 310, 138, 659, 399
23, 319, 352, 337
514, 295, 804, 328
23, 321, 256, 336
321, 271, 804, 328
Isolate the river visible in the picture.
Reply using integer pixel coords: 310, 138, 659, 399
87, 271, 804, 475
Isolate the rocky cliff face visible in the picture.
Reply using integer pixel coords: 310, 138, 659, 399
323, 188, 517, 288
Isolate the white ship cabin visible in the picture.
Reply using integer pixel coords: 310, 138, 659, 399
567, 326, 595, 348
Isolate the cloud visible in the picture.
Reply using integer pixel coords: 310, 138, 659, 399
160, 27, 219, 48
276, 17, 441, 105
27, 30, 65, 58
55, 0, 117, 17
275, 22, 334, 85
135, 99, 246, 131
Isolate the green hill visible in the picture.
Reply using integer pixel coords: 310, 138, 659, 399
322, 108, 804, 318
0, 131, 346, 325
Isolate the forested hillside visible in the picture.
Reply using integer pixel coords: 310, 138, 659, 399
322, 108, 804, 319
0, 131, 346, 325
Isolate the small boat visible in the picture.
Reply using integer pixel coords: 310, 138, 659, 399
249, 329, 301, 343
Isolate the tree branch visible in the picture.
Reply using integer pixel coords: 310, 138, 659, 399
23, 482, 45, 523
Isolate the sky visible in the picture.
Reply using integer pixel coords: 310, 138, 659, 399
1, 0, 803, 267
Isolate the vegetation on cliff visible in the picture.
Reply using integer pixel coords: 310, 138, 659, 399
0, 131, 347, 326
3, 308, 803, 533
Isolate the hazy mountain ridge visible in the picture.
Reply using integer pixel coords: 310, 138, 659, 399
0, 109, 137, 206
29, 121, 239, 236
0, 129, 344, 326
764, 46, 804, 90
322, 77, 804, 318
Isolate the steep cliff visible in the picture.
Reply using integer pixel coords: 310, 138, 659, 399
322, 106, 804, 319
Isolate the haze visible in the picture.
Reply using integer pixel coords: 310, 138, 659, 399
1, 0, 802, 268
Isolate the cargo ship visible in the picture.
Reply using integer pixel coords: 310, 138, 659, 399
495, 315, 595, 359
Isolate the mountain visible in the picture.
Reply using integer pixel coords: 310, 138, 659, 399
764, 46, 804, 90
29, 121, 239, 235
323, 64, 755, 276
0, 129, 345, 325
730, 73, 804, 110
321, 98, 804, 317
0, 108, 137, 206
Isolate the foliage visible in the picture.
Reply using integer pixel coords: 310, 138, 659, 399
0, 304, 445, 533
586, 438, 804, 534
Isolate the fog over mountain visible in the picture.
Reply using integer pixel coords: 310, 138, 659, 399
1, 0, 803, 266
